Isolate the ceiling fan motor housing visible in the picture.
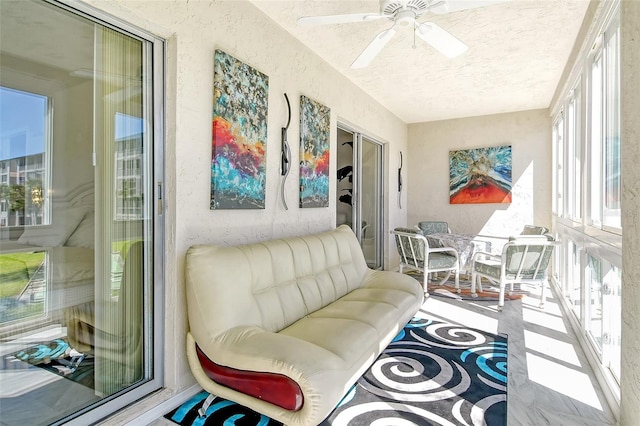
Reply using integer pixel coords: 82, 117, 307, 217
381, 0, 430, 17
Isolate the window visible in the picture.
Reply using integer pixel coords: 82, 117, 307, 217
587, 12, 621, 231
589, 49, 603, 225
568, 240, 582, 320
554, 79, 582, 222
114, 113, 144, 221
552, 115, 564, 217
603, 264, 621, 382
0, 88, 49, 228
585, 254, 603, 349
0, 0, 164, 424
602, 13, 621, 230
551, 0, 621, 409
584, 251, 621, 383
553, 5, 621, 232
566, 83, 581, 221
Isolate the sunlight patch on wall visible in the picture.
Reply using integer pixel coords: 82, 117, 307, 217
479, 161, 535, 237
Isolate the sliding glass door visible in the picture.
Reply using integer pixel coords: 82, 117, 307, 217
336, 125, 384, 269
0, 1, 163, 424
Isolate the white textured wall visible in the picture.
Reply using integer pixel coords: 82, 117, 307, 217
86, 0, 408, 402
620, 1, 640, 424
406, 110, 552, 241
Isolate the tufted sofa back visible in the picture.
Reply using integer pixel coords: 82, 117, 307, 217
186, 225, 369, 341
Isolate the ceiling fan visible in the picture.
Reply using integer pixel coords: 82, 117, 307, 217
298, 0, 507, 69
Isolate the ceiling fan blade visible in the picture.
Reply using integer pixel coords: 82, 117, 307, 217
415, 22, 468, 58
350, 27, 397, 69
429, 0, 510, 15
297, 13, 387, 26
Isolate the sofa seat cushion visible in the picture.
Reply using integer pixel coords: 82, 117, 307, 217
279, 317, 379, 368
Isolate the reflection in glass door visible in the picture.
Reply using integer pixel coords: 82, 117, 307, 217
336, 125, 383, 269
0, 1, 163, 424
359, 136, 383, 269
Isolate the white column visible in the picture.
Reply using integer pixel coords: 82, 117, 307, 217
620, 1, 640, 424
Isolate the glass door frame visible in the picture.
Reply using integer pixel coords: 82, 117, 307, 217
43, 1, 166, 424
337, 123, 384, 270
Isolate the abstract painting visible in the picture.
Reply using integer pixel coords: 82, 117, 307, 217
449, 145, 512, 204
211, 50, 268, 209
299, 95, 330, 208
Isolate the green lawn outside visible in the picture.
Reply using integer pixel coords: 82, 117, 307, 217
0, 252, 46, 297
0, 241, 141, 298
0, 240, 141, 324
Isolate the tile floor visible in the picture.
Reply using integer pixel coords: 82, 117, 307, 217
414, 282, 617, 426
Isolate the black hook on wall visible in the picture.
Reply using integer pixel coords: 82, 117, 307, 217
398, 151, 403, 209
280, 93, 292, 209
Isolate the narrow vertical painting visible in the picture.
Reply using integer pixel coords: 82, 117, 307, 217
211, 50, 268, 209
449, 145, 512, 204
299, 95, 330, 208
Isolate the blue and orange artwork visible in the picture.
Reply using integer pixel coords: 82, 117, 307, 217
299, 95, 330, 208
211, 50, 268, 209
449, 145, 512, 204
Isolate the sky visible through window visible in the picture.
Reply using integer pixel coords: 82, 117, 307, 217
115, 112, 144, 141
0, 86, 46, 161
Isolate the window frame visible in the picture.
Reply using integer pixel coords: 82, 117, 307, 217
0, 86, 53, 229
601, 10, 621, 233
565, 78, 582, 222
587, 40, 604, 228
552, 114, 564, 218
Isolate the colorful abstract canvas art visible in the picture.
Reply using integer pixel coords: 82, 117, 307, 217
449, 145, 512, 204
211, 50, 268, 209
299, 95, 330, 208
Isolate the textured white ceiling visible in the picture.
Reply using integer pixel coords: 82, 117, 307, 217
251, 0, 591, 123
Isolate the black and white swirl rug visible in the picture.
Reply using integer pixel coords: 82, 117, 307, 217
166, 318, 507, 426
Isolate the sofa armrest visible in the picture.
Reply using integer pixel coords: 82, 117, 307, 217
195, 343, 303, 410
193, 325, 344, 385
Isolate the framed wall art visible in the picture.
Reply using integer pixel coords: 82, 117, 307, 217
299, 95, 330, 208
211, 50, 269, 209
449, 145, 512, 204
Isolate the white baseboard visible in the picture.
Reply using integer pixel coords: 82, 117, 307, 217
120, 384, 203, 425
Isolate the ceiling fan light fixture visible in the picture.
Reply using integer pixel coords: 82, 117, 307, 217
382, 0, 429, 17
395, 10, 416, 27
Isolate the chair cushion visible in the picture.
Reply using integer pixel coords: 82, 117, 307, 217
474, 259, 502, 279
417, 221, 448, 235
427, 252, 457, 269
475, 255, 550, 280
520, 225, 549, 235
393, 227, 425, 262
506, 240, 554, 276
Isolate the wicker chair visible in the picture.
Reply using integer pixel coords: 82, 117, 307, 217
391, 227, 459, 295
471, 235, 558, 311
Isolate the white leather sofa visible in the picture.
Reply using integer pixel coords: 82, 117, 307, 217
185, 225, 424, 425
